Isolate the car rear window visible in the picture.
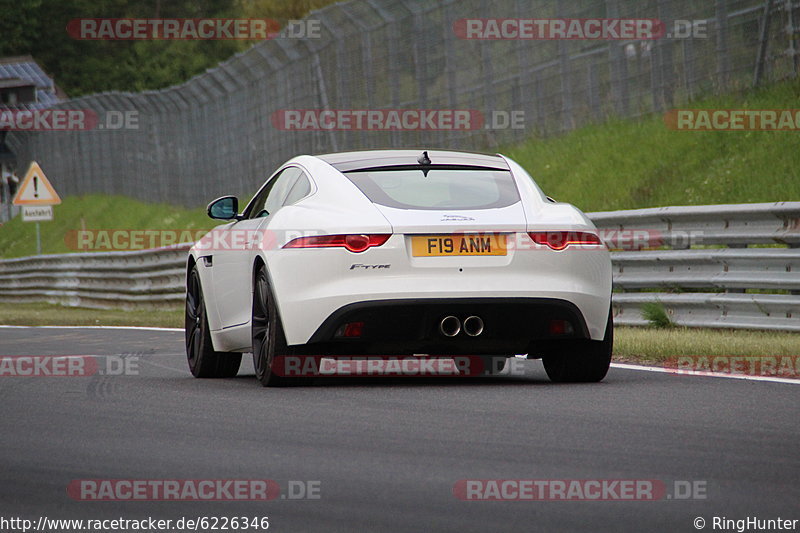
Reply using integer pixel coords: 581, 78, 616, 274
344, 168, 520, 210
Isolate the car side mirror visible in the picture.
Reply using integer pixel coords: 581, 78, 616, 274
207, 196, 241, 220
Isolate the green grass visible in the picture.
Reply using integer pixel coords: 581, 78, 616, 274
0, 194, 216, 258
641, 301, 675, 328
614, 326, 800, 365
0, 302, 183, 328
505, 78, 800, 212
2, 303, 798, 367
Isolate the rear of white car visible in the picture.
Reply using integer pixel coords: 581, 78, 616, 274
186, 150, 613, 385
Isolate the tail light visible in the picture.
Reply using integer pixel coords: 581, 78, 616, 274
283, 234, 390, 253
548, 319, 574, 336
527, 231, 603, 251
335, 321, 365, 338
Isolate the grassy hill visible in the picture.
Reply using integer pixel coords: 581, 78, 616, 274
1, 79, 798, 259
505, 78, 800, 212
0, 195, 214, 258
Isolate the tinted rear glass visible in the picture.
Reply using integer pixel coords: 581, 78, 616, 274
345, 168, 520, 210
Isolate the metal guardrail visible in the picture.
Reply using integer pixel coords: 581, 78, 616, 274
590, 201, 800, 331
591, 201, 800, 247
0, 202, 799, 331
0, 244, 190, 310
612, 249, 800, 291
612, 292, 800, 332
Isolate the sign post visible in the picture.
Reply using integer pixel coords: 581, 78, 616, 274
12, 162, 61, 255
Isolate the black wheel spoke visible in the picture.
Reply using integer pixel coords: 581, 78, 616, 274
190, 328, 201, 361
252, 271, 278, 384
185, 265, 242, 379
185, 272, 204, 362
253, 277, 270, 343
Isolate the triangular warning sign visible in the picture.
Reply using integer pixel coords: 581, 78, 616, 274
13, 162, 61, 206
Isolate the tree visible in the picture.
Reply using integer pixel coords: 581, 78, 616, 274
0, 0, 336, 97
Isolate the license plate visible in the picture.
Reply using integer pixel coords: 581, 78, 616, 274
411, 234, 507, 257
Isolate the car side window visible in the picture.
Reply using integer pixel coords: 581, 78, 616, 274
263, 167, 302, 216
246, 171, 283, 219
282, 171, 312, 206
246, 167, 303, 219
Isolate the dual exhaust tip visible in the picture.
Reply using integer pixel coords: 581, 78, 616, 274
440, 315, 484, 337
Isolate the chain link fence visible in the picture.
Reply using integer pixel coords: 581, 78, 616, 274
5, 0, 798, 207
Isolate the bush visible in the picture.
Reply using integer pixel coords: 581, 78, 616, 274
642, 301, 674, 328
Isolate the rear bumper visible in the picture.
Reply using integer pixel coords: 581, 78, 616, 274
267, 235, 612, 346
295, 297, 598, 356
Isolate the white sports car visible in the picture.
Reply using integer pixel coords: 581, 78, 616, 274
185, 149, 612, 385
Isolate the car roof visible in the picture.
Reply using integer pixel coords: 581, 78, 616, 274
314, 149, 509, 172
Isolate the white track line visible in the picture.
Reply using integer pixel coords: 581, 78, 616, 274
0, 353, 183, 359
0, 325, 182, 332
611, 362, 800, 385
0, 354, 106, 359
2, 326, 797, 385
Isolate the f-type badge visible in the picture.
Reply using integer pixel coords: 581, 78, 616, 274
350, 264, 391, 270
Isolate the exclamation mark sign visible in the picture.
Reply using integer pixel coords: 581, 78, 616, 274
33, 176, 39, 198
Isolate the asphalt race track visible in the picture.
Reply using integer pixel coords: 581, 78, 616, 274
0, 326, 798, 533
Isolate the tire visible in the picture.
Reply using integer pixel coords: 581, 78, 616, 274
542, 311, 613, 383
185, 265, 242, 378
252, 265, 294, 387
